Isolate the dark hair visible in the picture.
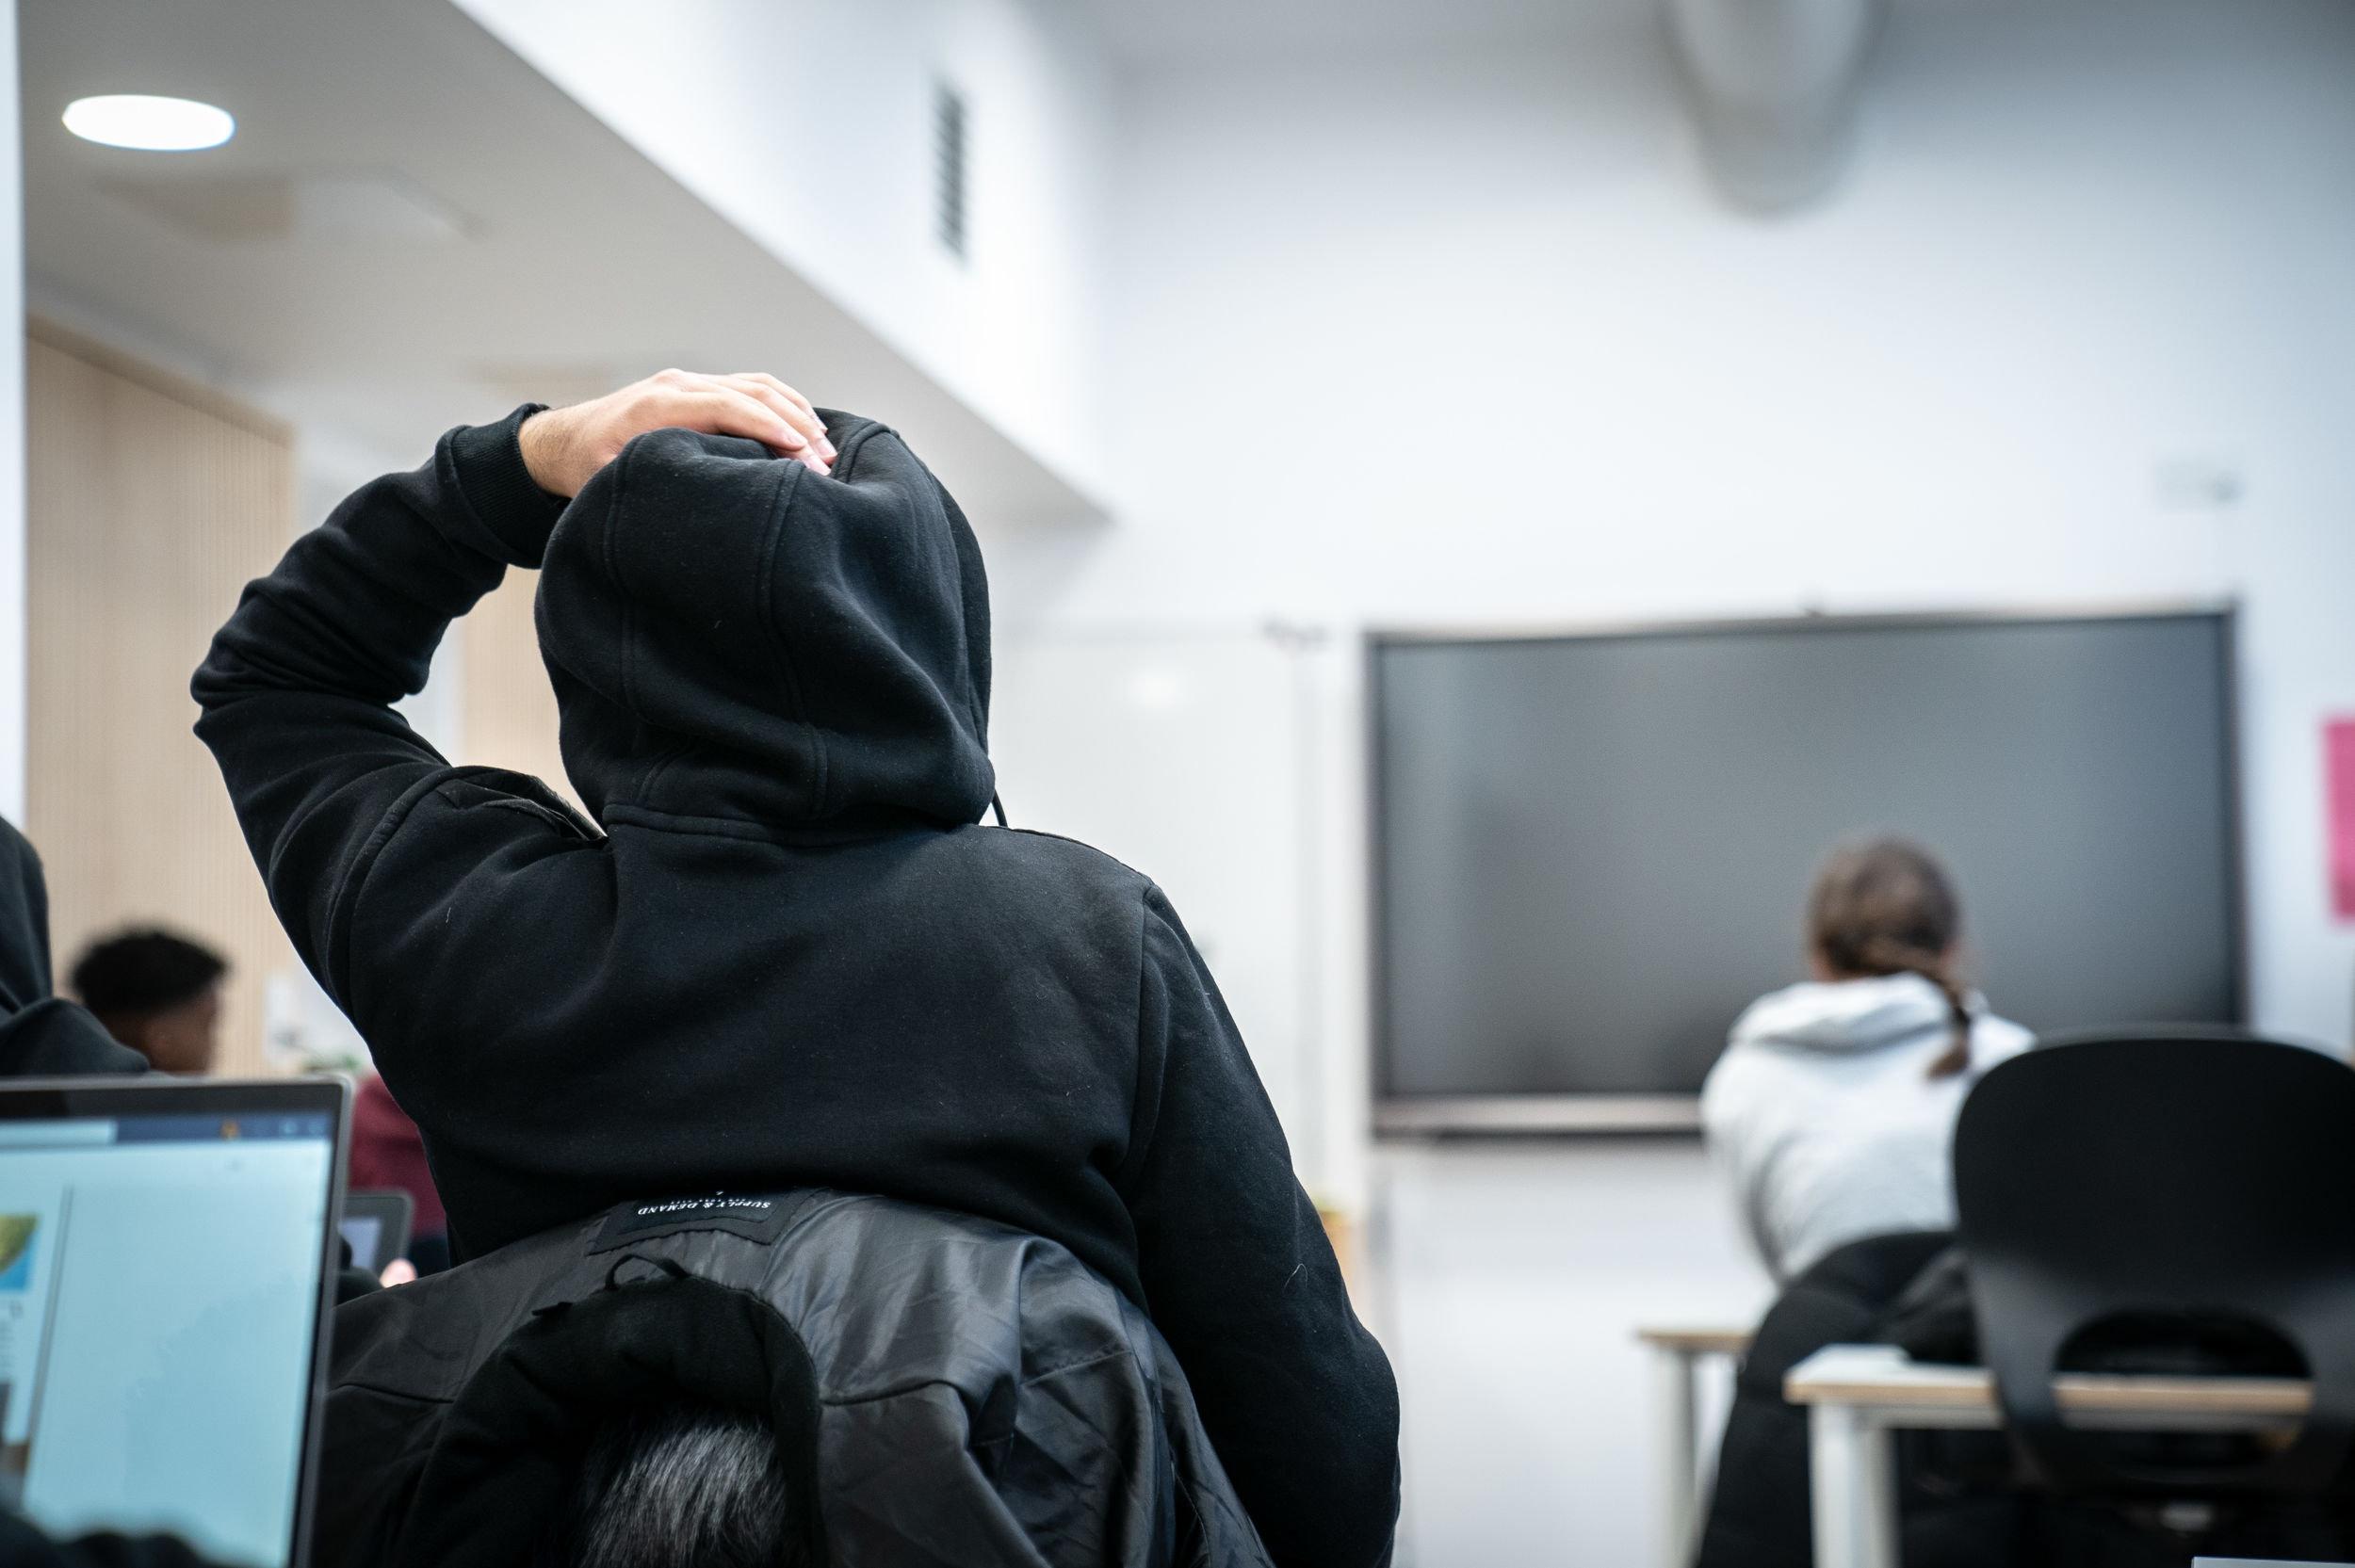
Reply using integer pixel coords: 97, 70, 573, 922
539, 1406, 803, 1568
1806, 837, 1973, 1079
68, 927, 227, 1018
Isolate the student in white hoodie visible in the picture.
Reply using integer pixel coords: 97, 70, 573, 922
1701, 837, 2033, 1283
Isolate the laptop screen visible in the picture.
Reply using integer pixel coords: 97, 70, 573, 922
336, 1191, 410, 1279
0, 1081, 344, 1567
336, 1212, 384, 1275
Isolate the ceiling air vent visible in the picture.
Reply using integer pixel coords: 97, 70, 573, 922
933, 81, 968, 262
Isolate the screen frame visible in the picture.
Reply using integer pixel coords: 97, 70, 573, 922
0, 1075, 351, 1566
1365, 600, 2246, 1137
340, 1188, 414, 1276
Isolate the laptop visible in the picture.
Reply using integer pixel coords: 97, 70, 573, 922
0, 1077, 349, 1567
337, 1189, 414, 1277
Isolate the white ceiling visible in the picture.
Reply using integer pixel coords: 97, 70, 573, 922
1083, 0, 1992, 68
20, 0, 1100, 529
1085, 0, 1658, 66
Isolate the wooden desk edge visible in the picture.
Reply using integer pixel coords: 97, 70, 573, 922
1785, 1347, 2312, 1417
1637, 1326, 1755, 1355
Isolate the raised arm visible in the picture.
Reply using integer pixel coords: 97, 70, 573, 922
1126, 886, 1401, 1568
191, 406, 563, 997
192, 373, 834, 1000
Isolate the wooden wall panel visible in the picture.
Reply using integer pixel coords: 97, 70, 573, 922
25, 321, 295, 1075
460, 568, 578, 812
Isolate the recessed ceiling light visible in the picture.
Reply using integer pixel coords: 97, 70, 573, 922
63, 94, 236, 153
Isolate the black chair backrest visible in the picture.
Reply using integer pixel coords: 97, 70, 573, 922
1954, 1032, 2355, 1495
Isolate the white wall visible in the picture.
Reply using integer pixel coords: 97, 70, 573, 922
450, 0, 1113, 502
986, 2, 2355, 1560
0, 0, 24, 824
1372, 1142, 1769, 1564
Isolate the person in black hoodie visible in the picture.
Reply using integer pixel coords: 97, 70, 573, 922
0, 816, 147, 1077
193, 370, 1399, 1567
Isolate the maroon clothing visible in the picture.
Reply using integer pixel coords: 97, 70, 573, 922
349, 1075, 447, 1237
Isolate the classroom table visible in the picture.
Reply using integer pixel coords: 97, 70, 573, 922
1784, 1344, 2314, 1568
1637, 1325, 1754, 1568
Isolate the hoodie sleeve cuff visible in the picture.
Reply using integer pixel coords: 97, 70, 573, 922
447, 404, 568, 568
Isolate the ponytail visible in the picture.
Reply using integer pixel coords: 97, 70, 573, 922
1857, 935, 1973, 1079
1922, 984, 1974, 1079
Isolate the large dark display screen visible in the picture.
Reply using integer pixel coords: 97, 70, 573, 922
1372, 610, 2241, 1123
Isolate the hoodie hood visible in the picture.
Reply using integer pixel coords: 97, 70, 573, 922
0, 817, 145, 1075
1728, 973, 1969, 1056
534, 412, 994, 830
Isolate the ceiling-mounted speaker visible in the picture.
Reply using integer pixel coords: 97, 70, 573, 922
1666, 0, 1885, 212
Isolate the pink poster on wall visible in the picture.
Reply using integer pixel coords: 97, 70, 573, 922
2330, 718, 2355, 922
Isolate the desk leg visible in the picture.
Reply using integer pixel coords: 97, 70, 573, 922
1808, 1403, 1899, 1568
1653, 1349, 1699, 1568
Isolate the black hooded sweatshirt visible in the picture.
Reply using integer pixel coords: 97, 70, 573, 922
0, 817, 147, 1077
193, 407, 1399, 1568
